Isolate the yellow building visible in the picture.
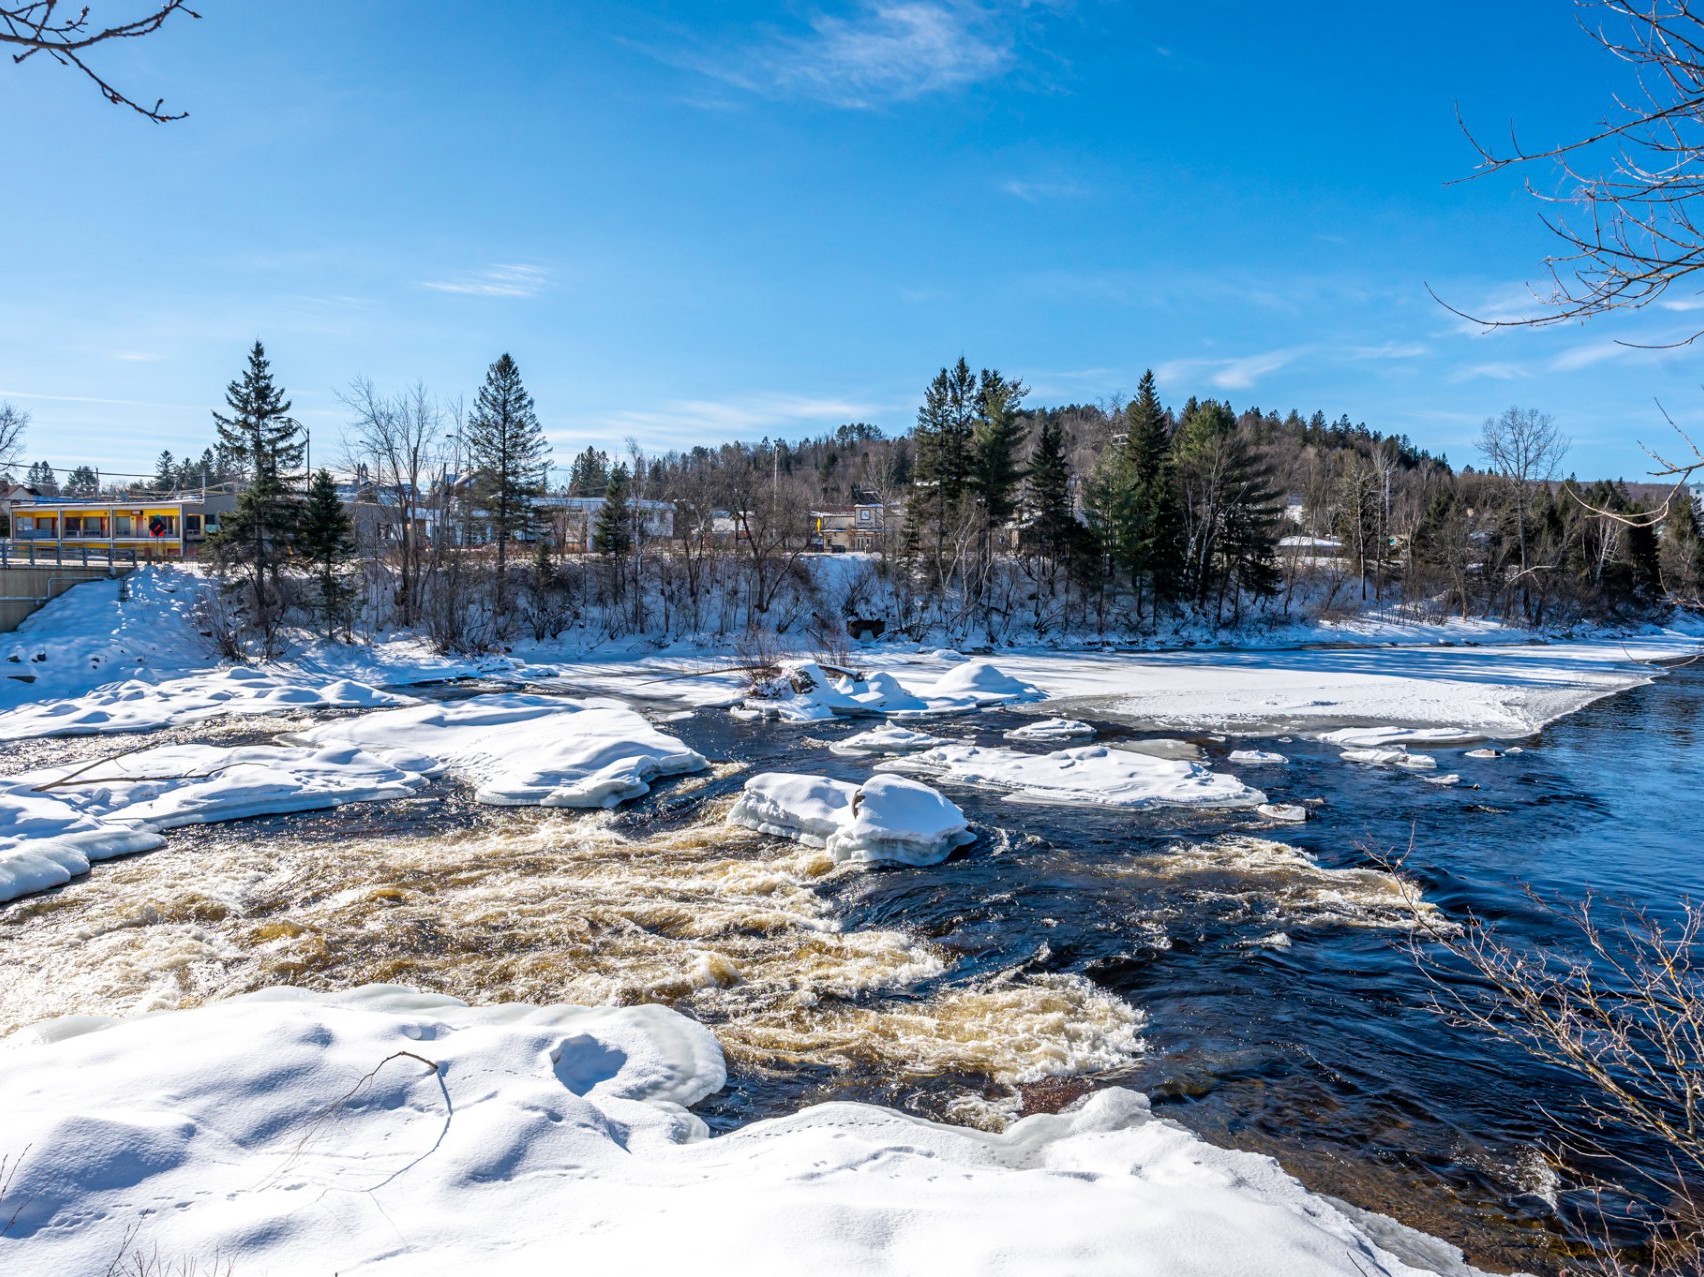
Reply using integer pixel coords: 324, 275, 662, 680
6, 495, 235, 561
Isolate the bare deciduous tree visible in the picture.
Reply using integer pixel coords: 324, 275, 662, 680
339, 378, 445, 629
1478, 406, 1570, 618
2, 1, 198, 121
0, 401, 27, 473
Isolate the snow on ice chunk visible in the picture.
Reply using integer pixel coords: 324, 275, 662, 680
0, 667, 408, 741
829, 725, 946, 756
1257, 803, 1308, 823
1320, 726, 1481, 749
885, 743, 1265, 809
0, 985, 1493, 1276
1005, 717, 1095, 743
0, 783, 164, 904
1340, 747, 1437, 770
27, 743, 430, 831
924, 659, 1044, 706
295, 693, 708, 808
1423, 773, 1462, 786
728, 772, 974, 867
1228, 748, 1288, 765
1464, 748, 1504, 759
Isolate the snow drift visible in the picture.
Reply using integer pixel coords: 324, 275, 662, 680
728, 772, 975, 867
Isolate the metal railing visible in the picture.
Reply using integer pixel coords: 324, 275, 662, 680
0, 541, 142, 568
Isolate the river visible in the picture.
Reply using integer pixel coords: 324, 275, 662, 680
2, 657, 1700, 1274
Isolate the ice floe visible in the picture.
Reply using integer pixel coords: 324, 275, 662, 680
1228, 748, 1288, 765
1340, 747, 1438, 770
293, 693, 708, 807
1004, 717, 1095, 743
728, 772, 975, 866
884, 743, 1265, 809
0, 985, 1490, 1276
1257, 803, 1308, 823
739, 659, 1045, 722
1320, 726, 1482, 750
0, 666, 407, 741
828, 724, 947, 756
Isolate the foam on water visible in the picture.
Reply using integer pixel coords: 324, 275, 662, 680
0, 803, 1144, 1116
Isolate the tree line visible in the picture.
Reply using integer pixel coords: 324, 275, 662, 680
99, 341, 1704, 657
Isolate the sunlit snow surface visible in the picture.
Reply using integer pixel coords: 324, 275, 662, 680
0, 986, 1488, 1277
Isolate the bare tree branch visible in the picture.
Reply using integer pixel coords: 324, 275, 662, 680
1, 1, 200, 122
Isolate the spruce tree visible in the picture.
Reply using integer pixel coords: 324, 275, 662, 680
1025, 417, 1077, 562
568, 446, 611, 497
153, 449, 177, 492
1663, 490, 1704, 603
464, 353, 551, 627
592, 463, 633, 558
970, 370, 1028, 528
207, 341, 306, 651
298, 468, 357, 638
910, 357, 979, 591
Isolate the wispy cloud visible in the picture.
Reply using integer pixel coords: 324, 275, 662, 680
1447, 360, 1531, 384
1345, 341, 1428, 361
1548, 338, 1634, 373
421, 263, 550, 298
1155, 348, 1304, 392
588, 393, 885, 441
0, 389, 199, 410
110, 351, 162, 363
1000, 176, 1090, 203
656, 2, 1047, 109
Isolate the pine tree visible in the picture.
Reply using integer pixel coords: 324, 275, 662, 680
1025, 417, 1077, 562
464, 353, 550, 626
568, 446, 611, 497
592, 463, 633, 558
969, 370, 1028, 528
153, 449, 177, 492
26, 460, 58, 494
207, 341, 306, 652
1086, 370, 1182, 621
298, 468, 357, 638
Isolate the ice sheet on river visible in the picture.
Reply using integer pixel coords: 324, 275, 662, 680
883, 743, 1265, 809
293, 693, 708, 807
0, 985, 1491, 1277
0, 666, 407, 741
0, 742, 428, 904
728, 771, 975, 866
740, 659, 1044, 722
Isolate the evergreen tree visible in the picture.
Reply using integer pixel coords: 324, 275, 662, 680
1087, 370, 1183, 621
1025, 417, 1077, 562
64, 465, 98, 497
969, 369, 1028, 529
153, 449, 177, 492
592, 463, 633, 558
207, 341, 306, 652
26, 460, 57, 494
567, 446, 611, 497
464, 353, 550, 625
297, 468, 357, 638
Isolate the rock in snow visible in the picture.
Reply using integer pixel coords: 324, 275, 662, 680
293, 693, 708, 807
728, 772, 975, 866
0, 986, 1492, 1276
885, 743, 1265, 809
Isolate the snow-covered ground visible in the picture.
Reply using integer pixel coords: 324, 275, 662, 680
0, 986, 1488, 1277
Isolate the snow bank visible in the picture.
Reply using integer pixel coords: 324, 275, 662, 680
0, 666, 406, 741
0, 986, 1488, 1277
885, 744, 1265, 809
924, 658, 1045, 705
828, 724, 947, 756
728, 772, 975, 867
1005, 717, 1095, 743
294, 693, 707, 807
0, 568, 211, 712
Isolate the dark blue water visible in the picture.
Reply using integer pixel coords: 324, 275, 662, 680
667, 661, 1704, 1275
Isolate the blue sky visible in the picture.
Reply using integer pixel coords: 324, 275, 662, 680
3, 0, 1701, 482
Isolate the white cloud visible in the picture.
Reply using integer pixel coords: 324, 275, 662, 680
111, 351, 162, 363
1156, 348, 1303, 392
587, 393, 886, 441
422, 263, 550, 298
1547, 338, 1632, 373
1346, 341, 1428, 361
999, 176, 1090, 203
667, 2, 1039, 109
1447, 361, 1530, 384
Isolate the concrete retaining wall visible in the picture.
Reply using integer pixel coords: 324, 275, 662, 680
0, 565, 130, 632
